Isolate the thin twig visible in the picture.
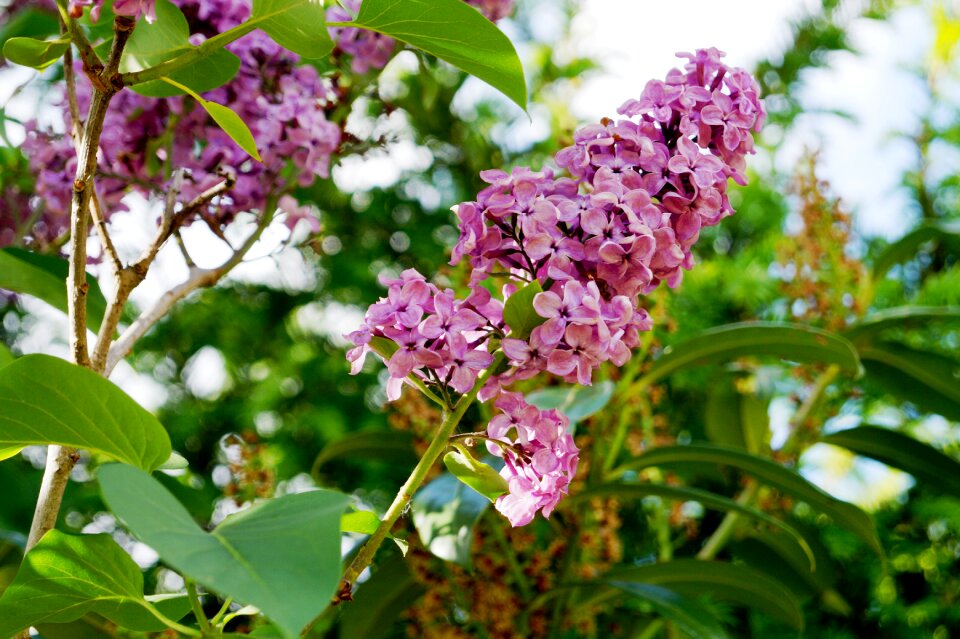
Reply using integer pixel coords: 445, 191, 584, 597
104, 201, 275, 376
54, 0, 103, 81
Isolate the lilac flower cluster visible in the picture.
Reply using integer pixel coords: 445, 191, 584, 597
486, 392, 578, 526
346, 269, 503, 401
454, 48, 764, 387
347, 49, 763, 526
15, 0, 343, 246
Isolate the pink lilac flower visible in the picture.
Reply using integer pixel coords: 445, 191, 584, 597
485, 392, 579, 527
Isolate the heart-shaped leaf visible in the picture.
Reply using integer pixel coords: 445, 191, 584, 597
99, 464, 349, 639
252, 0, 333, 59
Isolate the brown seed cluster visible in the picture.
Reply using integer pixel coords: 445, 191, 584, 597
221, 431, 275, 504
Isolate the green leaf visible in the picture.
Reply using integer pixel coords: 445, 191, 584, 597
643, 323, 862, 385
342, 510, 381, 535
527, 380, 615, 423
443, 450, 508, 501
704, 374, 769, 453
0, 342, 12, 367
0, 530, 191, 637
873, 219, 960, 277
607, 560, 803, 630
503, 280, 545, 339
0, 355, 171, 471
859, 341, 960, 420
2, 35, 70, 69
843, 306, 960, 344
616, 444, 882, 555
312, 430, 417, 473
339, 557, 425, 639
0, 247, 108, 332
569, 483, 814, 570
0, 446, 22, 462
608, 582, 728, 639
351, 0, 527, 110
822, 426, 960, 496
122, 0, 241, 97
0, 8, 59, 48
412, 471, 488, 565
161, 77, 262, 161
99, 464, 350, 639
252, 0, 333, 59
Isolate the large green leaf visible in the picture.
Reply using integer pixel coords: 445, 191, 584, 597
873, 219, 960, 277
350, 0, 527, 110
99, 464, 349, 639
642, 323, 862, 385
252, 0, 333, 59
0, 531, 190, 637
527, 380, 615, 423
502, 280, 545, 340
0, 355, 171, 471
2, 35, 69, 69
608, 582, 728, 639
0, 248, 108, 332
412, 471, 489, 565
123, 0, 241, 97
569, 483, 814, 568
615, 444, 882, 554
843, 306, 960, 344
859, 341, 960, 420
339, 557, 425, 639
704, 374, 769, 453
606, 560, 803, 629
822, 426, 960, 496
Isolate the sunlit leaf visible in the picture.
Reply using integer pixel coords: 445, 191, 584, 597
0, 355, 171, 471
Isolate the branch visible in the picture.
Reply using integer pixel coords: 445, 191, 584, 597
23, 16, 136, 563
104, 202, 275, 376
55, 0, 103, 79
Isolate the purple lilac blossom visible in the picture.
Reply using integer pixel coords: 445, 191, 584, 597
485, 392, 579, 526
347, 48, 764, 526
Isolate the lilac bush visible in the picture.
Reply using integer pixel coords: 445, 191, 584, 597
348, 47, 765, 526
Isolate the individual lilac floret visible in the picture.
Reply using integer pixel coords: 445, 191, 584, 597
345, 269, 502, 401
485, 392, 579, 527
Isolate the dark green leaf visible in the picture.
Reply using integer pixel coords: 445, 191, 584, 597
608, 559, 803, 630
352, 0, 527, 110
527, 380, 615, 423
0, 8, 59, 48
503, 280, 545, 339
859, 342, 960, 420
843, 306, 960, 344
569, 483, 814, 569
123, 0, 240, 96
443, 450, 508, 501
0, 247, 108, 332
412, 471, 488, 565
873, 219, 960, 277
0, 531, 190, 637
643, 323, 862, 385
0, 355, 171, 471
704, 374, 769, 453
99, 464, 350, 639
252, 0, 333, 59
312, 430, 417, 473
609, 582, 728, 639
616, 444, 882, 554
339, 557, 425, 639
2, 35, 69, 69
822, 426, 960, 496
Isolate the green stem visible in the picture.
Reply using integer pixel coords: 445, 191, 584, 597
142, 600, 203, 637
334, 353, 505, 599
635, 619, 665, 639
186, 580, 214, 635
210, 597, 233, 627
